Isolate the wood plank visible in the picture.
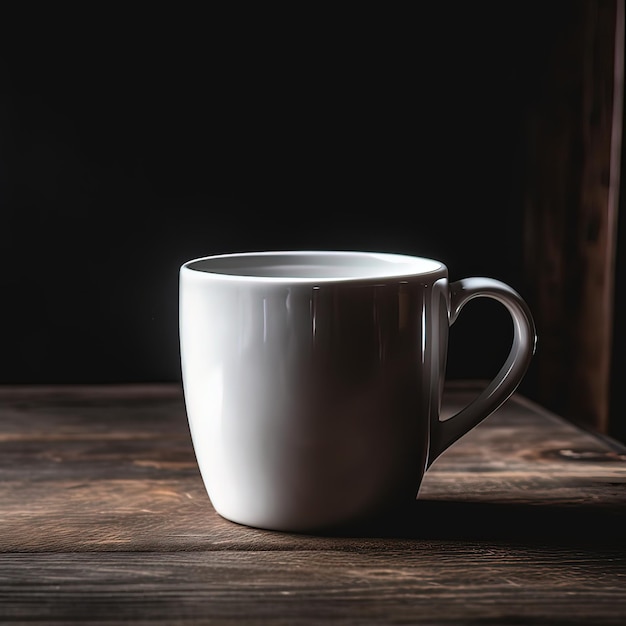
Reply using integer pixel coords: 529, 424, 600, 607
610, 0, 626, 446
522, 0, 624, 433
0, 548, 625, 625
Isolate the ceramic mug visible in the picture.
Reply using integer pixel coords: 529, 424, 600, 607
179, 250, 536, 532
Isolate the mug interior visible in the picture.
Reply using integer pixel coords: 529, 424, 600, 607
183, 251, 444, 281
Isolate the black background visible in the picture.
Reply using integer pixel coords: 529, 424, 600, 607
1, 4, 559, 389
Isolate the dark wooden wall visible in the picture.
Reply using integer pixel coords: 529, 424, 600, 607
522, 0, 624, 440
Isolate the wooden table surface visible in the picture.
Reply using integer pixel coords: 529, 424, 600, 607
1, 382, 625, 625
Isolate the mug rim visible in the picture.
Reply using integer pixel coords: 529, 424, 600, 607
180, 250, 446, 283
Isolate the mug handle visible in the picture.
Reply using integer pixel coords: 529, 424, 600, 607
428, 277, 537, 466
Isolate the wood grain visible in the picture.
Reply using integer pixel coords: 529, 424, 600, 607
1, 548, 625, 625
0, 383, 625, 624
523, 0, 624, 434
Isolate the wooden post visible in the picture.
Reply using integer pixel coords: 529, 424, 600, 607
523, 0, 624, 433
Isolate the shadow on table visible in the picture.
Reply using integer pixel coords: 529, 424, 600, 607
322, 499, 626, 546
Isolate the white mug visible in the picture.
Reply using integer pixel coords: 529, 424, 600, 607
179, 251, 536, 532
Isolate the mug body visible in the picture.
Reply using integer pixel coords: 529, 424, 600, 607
180, 251, 449, 531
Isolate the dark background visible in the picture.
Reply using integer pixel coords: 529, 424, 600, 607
1, 5, 560, 392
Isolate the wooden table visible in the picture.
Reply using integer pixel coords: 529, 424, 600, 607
1, 382, 625, 625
